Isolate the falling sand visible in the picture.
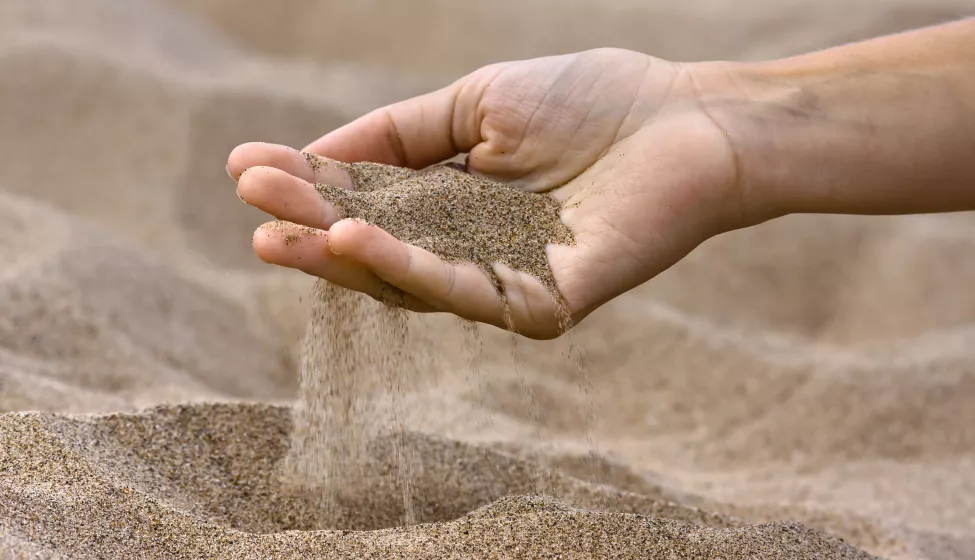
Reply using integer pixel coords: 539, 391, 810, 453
282, 156, 581, 520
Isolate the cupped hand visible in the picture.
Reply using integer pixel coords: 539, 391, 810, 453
228, 48, 746, 339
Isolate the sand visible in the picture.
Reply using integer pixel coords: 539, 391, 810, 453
312, 157, 574, 291
2, 0, 975, 558
281, 278, 422, 527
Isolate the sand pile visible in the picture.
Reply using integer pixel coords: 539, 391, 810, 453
0, 403, 879, 558
2, 0, 975, 558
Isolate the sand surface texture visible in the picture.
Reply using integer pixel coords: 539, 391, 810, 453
2, 1, 975, 558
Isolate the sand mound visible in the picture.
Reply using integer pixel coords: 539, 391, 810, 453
0, 403, 877, 559
2, 0, 974, 558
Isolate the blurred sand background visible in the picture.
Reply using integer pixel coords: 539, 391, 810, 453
2, 0, 975, 558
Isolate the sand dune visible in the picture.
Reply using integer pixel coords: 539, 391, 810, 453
0, 190, 297, 413
1, 0, 974, 558
162, 0, 974, 79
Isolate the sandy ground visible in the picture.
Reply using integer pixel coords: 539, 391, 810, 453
1, 0, 974, 558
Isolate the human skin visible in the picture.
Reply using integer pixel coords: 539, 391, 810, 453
227, 18, 975, 340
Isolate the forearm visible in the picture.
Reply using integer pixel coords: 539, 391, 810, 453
696, 18, 975, 222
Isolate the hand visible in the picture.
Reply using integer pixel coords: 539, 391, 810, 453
227, 48, 747, 339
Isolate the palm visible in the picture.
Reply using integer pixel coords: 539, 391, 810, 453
228, 49, 738, 339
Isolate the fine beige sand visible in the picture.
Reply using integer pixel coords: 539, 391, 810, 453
2, 1, 975, 558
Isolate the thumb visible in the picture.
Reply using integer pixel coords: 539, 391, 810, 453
304, 77, 484, 169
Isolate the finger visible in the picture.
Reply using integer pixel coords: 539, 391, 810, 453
237, 166, 342, 229
304, 78, 483, 169
492, 263, 561, 334
327, 219, 504, 326
228, 142, 353, 189
252, 222, 435, 312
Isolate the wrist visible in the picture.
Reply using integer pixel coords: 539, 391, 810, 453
682, 60, 810, 225
687, 38, 975, 220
